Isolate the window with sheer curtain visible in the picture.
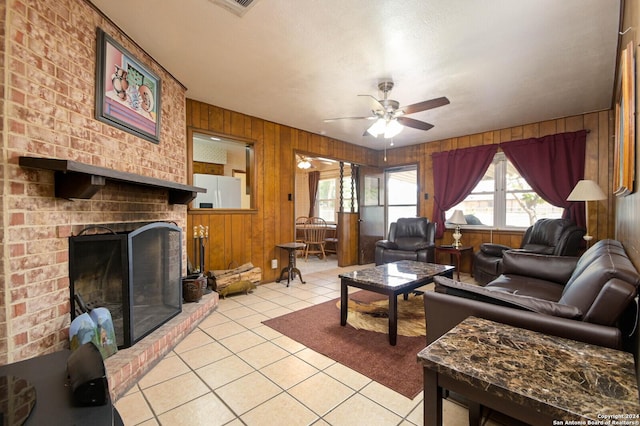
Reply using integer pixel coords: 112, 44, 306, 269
447, 152, 563, 228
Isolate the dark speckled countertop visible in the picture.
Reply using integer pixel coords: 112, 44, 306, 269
418, 316, 640, 421
339, 260, 454, 289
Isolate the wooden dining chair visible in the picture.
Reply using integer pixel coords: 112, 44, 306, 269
303, 217, 327, 261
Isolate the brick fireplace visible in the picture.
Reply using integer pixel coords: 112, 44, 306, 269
0, 0, 202, 373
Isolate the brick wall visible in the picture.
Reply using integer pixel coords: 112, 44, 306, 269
1, 0, 188, 363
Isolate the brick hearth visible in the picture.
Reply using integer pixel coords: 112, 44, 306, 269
105, 292, 219, 400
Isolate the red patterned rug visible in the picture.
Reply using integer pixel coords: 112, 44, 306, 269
262, 291, 426, 399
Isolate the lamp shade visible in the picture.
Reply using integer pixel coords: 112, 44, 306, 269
567, 180, 606, 201
447, 210, 467, 225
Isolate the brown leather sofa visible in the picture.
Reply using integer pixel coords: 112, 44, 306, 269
425, 239, 640, 350
473, 218, 586, 285
375, 217, 436, 265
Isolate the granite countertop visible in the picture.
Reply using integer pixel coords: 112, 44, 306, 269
339, 260, 454, 289
418, 317, 640, 421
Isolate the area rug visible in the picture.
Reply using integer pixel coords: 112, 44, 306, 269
262, 291, 427, 399
340, 293, 425, 337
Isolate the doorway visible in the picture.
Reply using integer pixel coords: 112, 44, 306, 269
294, 155, 357, 273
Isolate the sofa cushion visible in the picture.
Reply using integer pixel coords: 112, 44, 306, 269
434, 276, 582, 319
501, 251, 578, 285
487, 274, 565, 301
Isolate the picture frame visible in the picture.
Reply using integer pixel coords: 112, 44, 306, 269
613, 41, 635, 197
95, 28, 161, 144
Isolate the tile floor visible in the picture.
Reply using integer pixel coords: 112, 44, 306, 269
115, 257, 501, 425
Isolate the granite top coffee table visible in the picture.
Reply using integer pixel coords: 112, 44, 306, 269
418, 316, 640, 425
339, 260, 454, 345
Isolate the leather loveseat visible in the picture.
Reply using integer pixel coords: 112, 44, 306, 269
425, 239, 640, 350
375, 217, 436, 265
473, 218, 586, 284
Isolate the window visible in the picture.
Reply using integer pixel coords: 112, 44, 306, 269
386, 166, 417, 226
447, 152, 563, 228
317, 178, 336, 222
316, 174, 357, 223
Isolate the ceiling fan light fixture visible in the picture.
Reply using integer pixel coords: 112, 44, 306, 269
384, 119, 403, 138
366, 118, 403, 138
366, 118, 387, 137
297, 158, 311, 169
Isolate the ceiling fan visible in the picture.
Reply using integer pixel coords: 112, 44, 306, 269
324, 80, 450, 138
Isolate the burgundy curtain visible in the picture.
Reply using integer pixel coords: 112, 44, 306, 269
432, 145, 498, 238
308, 171, 320, 217
500, 130, 587, 227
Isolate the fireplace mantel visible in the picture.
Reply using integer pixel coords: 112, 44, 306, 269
19, 156, 205, 204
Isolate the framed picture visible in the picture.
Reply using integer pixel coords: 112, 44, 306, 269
95, 28, 161, 144
613, 41, 635, 197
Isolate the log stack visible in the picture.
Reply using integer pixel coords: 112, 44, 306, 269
208, 262, 262, 295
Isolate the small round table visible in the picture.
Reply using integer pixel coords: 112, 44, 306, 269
275, 242, 306, 286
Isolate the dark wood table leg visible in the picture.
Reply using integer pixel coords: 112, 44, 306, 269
340, 280, 348, 326
468, 401, 482, 426
424, 368, 443, 426
288, 248, 305, 284
389, 294, 398, 345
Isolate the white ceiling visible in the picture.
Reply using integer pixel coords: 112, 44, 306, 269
89, 0, 622, 150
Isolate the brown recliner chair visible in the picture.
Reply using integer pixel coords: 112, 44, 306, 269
374, 217, 437, 265
473, 218, 585, 285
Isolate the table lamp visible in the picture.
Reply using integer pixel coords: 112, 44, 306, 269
567, 179, 606, 242
448, 210, 467, 248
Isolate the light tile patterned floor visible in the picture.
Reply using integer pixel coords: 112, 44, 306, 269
115, 257, 500, 425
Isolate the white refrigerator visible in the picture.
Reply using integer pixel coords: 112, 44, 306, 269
193, 174, 242, 208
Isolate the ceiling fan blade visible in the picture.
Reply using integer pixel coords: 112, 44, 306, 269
358, 94, 385, 111
324, 116, 377, 122
397, 117, 434, 131
400, 96, 450, 115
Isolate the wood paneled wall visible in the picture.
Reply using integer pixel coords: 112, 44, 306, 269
187, 97, 616, 279
382, 111, 616, 257
615, 0, 640, 270
186, 100, 379, 281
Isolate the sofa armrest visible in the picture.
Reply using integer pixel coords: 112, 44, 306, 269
501, 251, 578, 284
434, 277, 582, 319
479, 243, 512, 257
375, 240, 397, 249
424, 291, 623, 349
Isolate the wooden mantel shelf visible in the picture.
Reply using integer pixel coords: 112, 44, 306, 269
19, 156, 205, 205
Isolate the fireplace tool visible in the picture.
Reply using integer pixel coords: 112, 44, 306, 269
193, 225, 212, 294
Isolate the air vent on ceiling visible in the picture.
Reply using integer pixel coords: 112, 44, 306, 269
210, 0, 259, 17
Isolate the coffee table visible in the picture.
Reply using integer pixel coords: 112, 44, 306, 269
339, 261, 454, 345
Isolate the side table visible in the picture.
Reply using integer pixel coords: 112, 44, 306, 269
0, 350, 123, 425
435, 245, 473, 280
275, 242, 306, 286
418, 316, 640, 425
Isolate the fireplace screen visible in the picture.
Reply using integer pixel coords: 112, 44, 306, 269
69, 222, 182, 348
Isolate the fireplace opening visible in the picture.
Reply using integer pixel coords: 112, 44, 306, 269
69, 222, 182, 348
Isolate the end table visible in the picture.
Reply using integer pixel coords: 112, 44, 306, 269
435, 245, 473, 280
